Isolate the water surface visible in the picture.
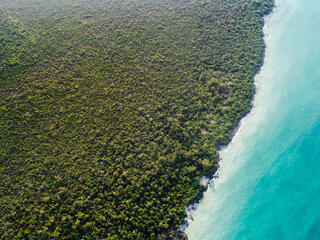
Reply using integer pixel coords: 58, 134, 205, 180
186, 0, 320, 239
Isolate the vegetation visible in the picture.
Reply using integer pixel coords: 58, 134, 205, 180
0, 0, 273, 239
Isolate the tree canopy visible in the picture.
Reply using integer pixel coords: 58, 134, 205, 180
0, 0, 273, 239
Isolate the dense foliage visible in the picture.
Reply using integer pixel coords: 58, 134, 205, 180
0, 0, 273, 239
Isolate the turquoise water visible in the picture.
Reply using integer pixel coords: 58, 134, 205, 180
186, 0, 320, 239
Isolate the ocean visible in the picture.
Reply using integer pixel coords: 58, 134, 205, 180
185, 0, 320, 239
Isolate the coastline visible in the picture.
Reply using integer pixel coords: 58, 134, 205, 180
184, 0, 320, 238
183, 3, 276, 238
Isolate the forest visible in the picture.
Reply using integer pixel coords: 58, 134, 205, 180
0, 0, 273, 239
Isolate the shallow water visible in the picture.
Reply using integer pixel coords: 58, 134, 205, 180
186, 0, 320, 239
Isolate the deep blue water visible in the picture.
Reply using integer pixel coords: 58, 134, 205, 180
186, 0, 320, 239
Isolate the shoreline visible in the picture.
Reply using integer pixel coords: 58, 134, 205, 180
182, 3, 276, 238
